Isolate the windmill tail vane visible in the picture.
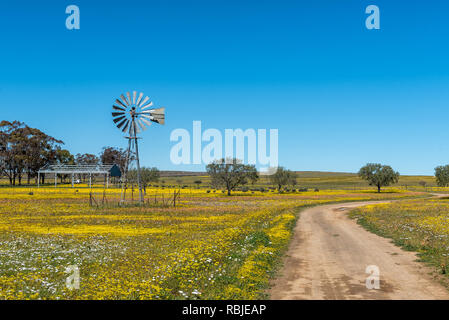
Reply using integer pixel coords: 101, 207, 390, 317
112, 91, 165, 203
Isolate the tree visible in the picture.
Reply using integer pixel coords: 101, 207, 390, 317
75, 153, 99, 165
269, 167, 297, 192
435, 165, 449, 187
206, 158, 259, 196
100, 146, 127, 174
56, 149, 75, 183
418, 180, 427, 188
358, 163, 400, 193
140, 167, 160, 193
0, 121, 25, 185
0, 121, 63, 185
24, 127, 63, 185
75, 153, 99, 182
127, 167, 160, 194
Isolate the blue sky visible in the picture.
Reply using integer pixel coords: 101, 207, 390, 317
1, 0, 449, 175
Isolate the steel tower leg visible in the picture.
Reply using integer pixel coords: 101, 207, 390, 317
121, 137, 132, 203
134, 131, 144, 203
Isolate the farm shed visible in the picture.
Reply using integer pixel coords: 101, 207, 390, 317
38, 164, 121, 188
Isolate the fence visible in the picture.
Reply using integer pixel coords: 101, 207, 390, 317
88, 189, 182, 208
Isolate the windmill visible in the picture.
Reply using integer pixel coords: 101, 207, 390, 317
112, 91, 165, 203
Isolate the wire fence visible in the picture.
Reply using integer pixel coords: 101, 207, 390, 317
88, 189, 182, 208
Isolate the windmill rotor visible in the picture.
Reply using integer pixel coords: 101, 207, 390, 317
112, 91, 165, 135
112, 91, 165, 203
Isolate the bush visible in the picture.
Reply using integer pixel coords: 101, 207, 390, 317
314, 188, 319, 192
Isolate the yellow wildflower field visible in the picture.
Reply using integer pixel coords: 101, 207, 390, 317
350, 196, 449, 276
0, 186, 421, 300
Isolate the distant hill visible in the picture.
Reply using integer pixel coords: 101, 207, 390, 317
294, 171, 357, 178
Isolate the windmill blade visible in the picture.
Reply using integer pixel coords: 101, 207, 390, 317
112, 112, 125, 118
122, 120, 130, 133
140, 117, 152, 128
142, 114, 164, 125
116, 99, 127, 109
141, 102, 154, 110
113, 105, 126, 111
121, 94, 130, 106
136, 92, 144, 106
116, 118, 128, 129
126, 92, 132, 106
140, 113, 153, 120
113, 115, 126, 124
133, 91, 137, 104
137, 119, 147, 131
139, 96, 149, 107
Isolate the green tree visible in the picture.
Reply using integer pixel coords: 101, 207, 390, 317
140, 167, 160, 193
100, 146, 127, 174
75, 153, 99, 165
75, 153, 99, 182
435, 165, 449, 187
269, 167, 297, 192
418, 180, 427, 188
56, 149, 75, 183
358, 163, 400, 193
206, 158, 259, 196
0, 121, 24, 185
127, 167, 160, 193
0, 121, 63, 185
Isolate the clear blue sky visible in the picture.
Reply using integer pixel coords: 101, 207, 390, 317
1, 0, 449, 175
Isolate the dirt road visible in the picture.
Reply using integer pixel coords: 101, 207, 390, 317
269, 200, 449, 300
